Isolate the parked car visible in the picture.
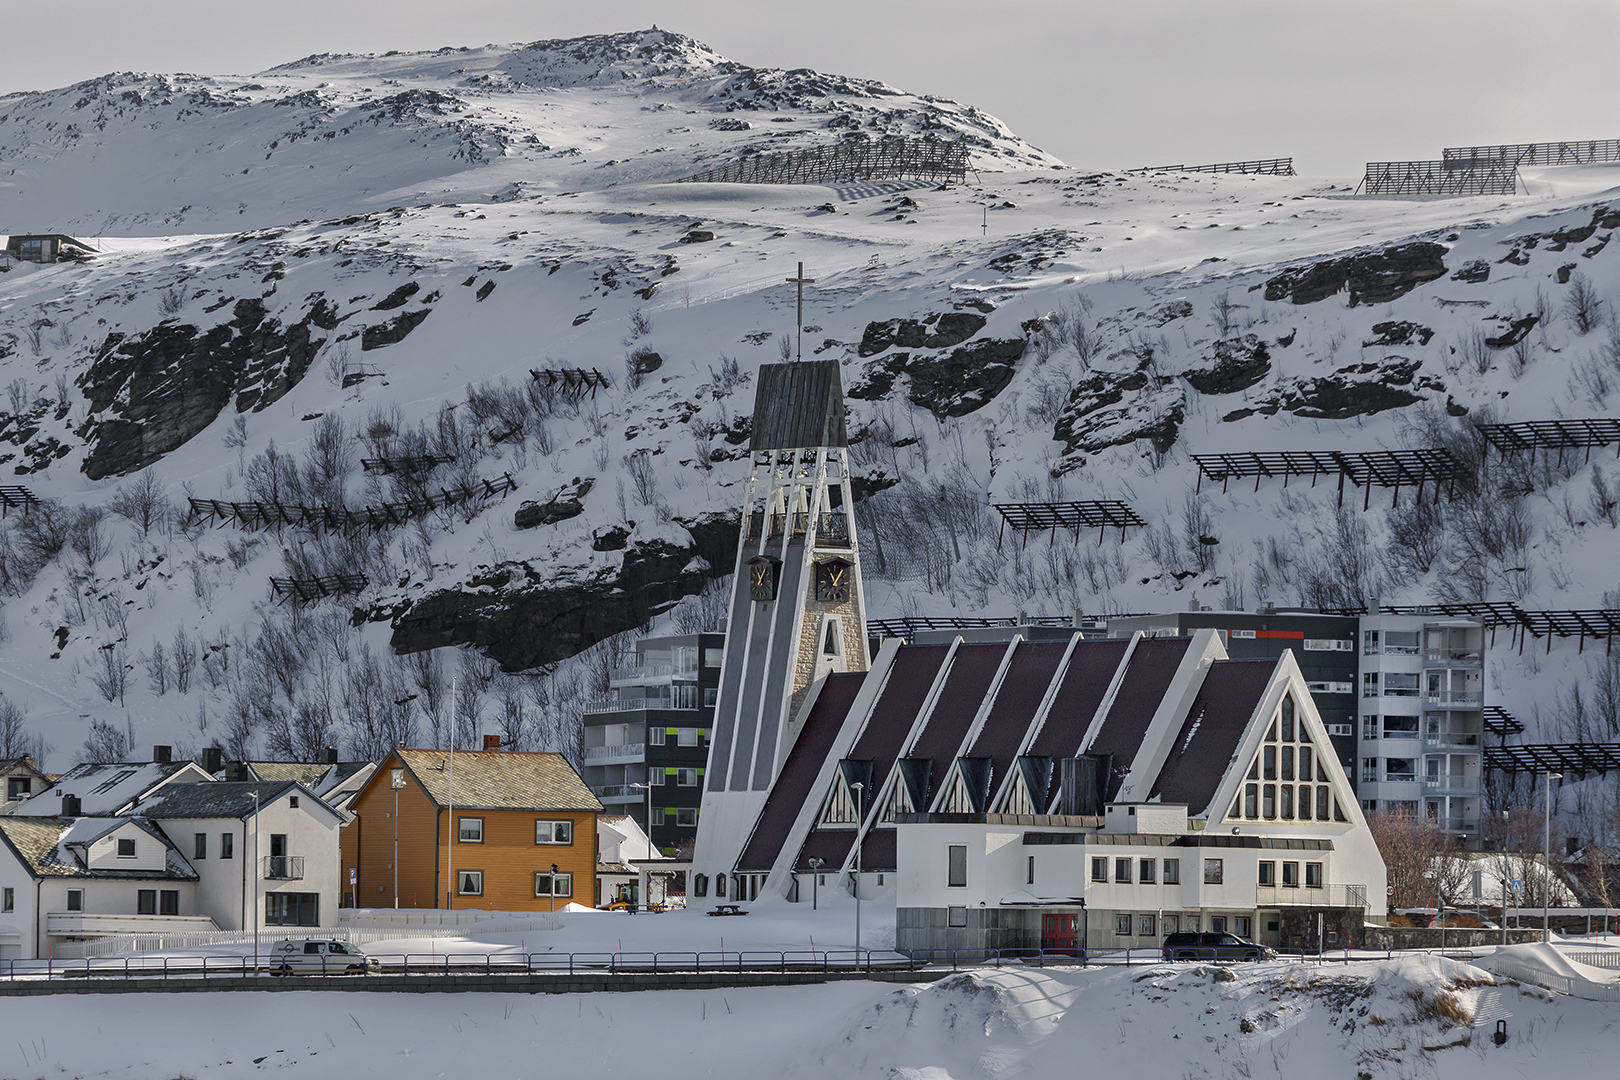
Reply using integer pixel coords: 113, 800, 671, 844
1160, 932, 1274, 962
267, 939, 378, 975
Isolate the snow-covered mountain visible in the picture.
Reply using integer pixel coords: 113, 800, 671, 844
1, 29, 1618, 786
0, 28, 1056, 235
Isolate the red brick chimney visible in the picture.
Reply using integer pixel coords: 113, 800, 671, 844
483, 734, 502, 751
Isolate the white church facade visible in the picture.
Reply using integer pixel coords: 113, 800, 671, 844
689, 360, 1388, 953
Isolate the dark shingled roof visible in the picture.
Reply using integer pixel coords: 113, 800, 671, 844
906, 643, 1006, 772
749, 360, 848, 450
1149, 660, 1277, 814
1028, 638, 1132, 807
135, 781, 341, 822
736, 672, 866, 871
848, 645, 951, 811
965, 641, 1071, 801
1080, 637, 1194, 801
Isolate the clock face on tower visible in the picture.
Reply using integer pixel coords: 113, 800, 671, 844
747, 556, 781, 602
814, 558, 852, 604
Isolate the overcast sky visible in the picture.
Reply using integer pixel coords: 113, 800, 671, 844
3, 1, 1617, 178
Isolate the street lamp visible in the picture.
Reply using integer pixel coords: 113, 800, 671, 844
1543, 771, 1563, 942
850, 781, 865, 961
390, 767, 406, 908
808, 858, 825, 910
631, 780, 656, 909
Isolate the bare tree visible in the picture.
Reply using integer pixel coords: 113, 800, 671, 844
1367, 811, 1464, 909
1566, 272, 1605, 335
109, 468, 172, 538
90, 643, 130, 705
145, 638, 170, 695
0, 694, 41, 760
80, 716, 133, 764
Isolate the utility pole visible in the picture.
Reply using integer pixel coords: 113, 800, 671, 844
851, 781, 864, 960
784, 262, 815, 362
1543, 770, 1563, 942
447, 674, 458, 910
391, 764, 405, 908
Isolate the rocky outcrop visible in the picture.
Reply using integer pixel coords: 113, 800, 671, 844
385, 511, 739, 671
1364, 321, 1434, 348
1053, 370, 1185, 462
850, 330, 1023, 418
904, 338, 1022, 418
77, 296, 330, 479
361, 307, 431, 350
1221, 357, 1437, 422
1263, 242, 1447, 307
513, 477, 594, 529
1182, 335, 1271, 394
858, 312, 987, 357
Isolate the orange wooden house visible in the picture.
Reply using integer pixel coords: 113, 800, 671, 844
349, 742, 602, 911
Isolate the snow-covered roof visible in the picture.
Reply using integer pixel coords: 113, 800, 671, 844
13, 761, 211, 817
0, 816, 196, 880
134, 781, 343, 824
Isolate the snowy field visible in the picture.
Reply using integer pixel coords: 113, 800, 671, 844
4, 942, 1619, 1079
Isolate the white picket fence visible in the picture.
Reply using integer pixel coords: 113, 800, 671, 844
1491, 953, 1620, 1001
55, 910, 559, 958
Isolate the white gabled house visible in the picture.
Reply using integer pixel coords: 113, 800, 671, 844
0, 779, 344, 960
0, 815, 203, 960
133, 780, 346, 932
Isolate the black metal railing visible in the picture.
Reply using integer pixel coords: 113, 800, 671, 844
263, 856, 304, 881
745, 511, 851, 546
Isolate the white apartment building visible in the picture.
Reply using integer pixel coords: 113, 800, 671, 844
1357, 612, 1485, 845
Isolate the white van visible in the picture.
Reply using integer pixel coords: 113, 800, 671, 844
267, 939, 377, 974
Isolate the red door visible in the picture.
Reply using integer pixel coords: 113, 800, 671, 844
1042, 913, 1078, 955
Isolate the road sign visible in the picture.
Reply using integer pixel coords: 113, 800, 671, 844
349, 867, 357, 884
1387, 885, 1395, 897
1509, 879, 1523, 893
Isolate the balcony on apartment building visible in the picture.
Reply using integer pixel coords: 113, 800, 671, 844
263, 856, 305, 880
589, 784, 647, 804
582, 742, 647, 765
1422, 775, 1479, 797
1255, 883, 1369, 909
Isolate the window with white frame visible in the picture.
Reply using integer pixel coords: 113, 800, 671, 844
1115, 857, 1132, 883
676, 768, 700, 787
117, 838, 136, 858
535, 820, 574, 845
67, 889, 83, 911
1163, 859, 1179, 885
678, 728, 700, 747
534, 871, 572, 898
458, 870, 483, 895
649, 726, 666, 746
676, 808, 697, 827
458, 817, 484, 843
1091, 857, 1107, 882
1204, 858, 1223, 885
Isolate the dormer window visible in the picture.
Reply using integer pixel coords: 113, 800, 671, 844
117, 838, 136, 858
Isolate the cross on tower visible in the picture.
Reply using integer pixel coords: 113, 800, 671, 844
785, 261, 816, 362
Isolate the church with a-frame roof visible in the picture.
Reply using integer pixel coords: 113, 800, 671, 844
689, 360, 1387, 954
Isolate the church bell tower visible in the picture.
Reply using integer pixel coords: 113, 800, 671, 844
691, 359, 869, 899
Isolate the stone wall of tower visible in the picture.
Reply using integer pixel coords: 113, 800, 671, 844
786, 585, 866, 723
